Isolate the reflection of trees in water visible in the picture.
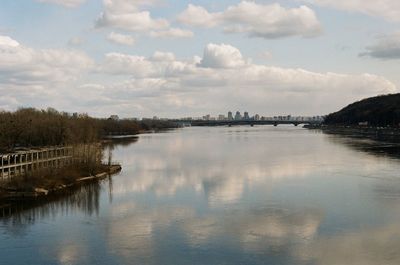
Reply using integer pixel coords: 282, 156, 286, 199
325, 133, 400, 206
0, 137, 138, 223
103, 137, 139, 148
102, 137, 138, 203
102, 137, 139, 166
0, 182, 103, 233
325, 134, 400, 159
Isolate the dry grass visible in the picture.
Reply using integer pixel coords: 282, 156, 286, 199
1, 163, 110, 192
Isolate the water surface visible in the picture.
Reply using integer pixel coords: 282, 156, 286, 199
2, 126, 400, 265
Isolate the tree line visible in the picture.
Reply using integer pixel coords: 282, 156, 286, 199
324, 93, 400, 127
0, 107, 176, 152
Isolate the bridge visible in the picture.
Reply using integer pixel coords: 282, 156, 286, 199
172, 120, 323, 127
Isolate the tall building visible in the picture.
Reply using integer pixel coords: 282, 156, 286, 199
235, 111, 242, 120
218, 114, 226, 120
244, 111, 250, 120
254, 114, 260, 121
228, 111, 233, 120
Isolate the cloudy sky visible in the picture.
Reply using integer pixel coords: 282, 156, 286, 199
0, 0, 399, 118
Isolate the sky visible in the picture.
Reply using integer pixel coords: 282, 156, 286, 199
0, 0, 399, 118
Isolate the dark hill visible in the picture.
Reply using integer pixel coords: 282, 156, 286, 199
324, 93, 400, 127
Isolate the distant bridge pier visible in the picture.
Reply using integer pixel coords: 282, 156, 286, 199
274, 122, 278, 127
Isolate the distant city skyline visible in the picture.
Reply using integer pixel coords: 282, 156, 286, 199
0, 0, 399, 118
192, 110, 324, 122
112, 110, 325, 122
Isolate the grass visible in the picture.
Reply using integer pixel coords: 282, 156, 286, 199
1, 163, 111, 192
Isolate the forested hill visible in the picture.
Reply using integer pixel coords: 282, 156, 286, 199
324, 93, 400, 126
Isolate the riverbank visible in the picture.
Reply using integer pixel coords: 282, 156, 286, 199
0, 164, 121, 202
102, 128, 178, 140
305, 124, 400, 142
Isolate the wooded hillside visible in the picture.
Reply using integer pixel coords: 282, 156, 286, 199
324, 94, 400, 127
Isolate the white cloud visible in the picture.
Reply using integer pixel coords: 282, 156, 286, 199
107, 32, 135, 46
0, 95, 20, 111
95, 43, 396, 117
96, 0, 191, 39
99, 50, 195, 78
0, 35, 94, 110
151, 51, 176, 62
36, 0, 86, 8
100, 53, 159, 77
95, 0, 169, 32
0, 36, 93, 83
0, 36, 396, 117
149, 28, 194, 38
360, 32, 400, 59
178, 1, 322, 39
0, 36, 20, 47
301, 0, 400, 22
177, 4, 220, 28
199, 43, 247, 69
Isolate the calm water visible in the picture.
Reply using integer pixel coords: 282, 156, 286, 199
2, 126, 400, 265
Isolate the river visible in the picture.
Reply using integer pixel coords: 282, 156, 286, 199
2, 126, 400, 265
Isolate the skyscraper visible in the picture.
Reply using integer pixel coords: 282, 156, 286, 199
235, 111, 242, 120
228, 111, 233, 120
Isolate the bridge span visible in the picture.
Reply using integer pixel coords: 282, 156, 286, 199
172, 120, 322, 127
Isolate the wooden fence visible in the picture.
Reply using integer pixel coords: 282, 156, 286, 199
0, 146, 73, 180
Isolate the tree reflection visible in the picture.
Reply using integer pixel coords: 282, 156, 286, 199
103, 136, 139, 148
325, 133, 400, 159
0, 182, 102, 232
0, 137, 139, 222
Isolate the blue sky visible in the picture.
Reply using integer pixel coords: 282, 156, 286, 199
0, 0, 399, 118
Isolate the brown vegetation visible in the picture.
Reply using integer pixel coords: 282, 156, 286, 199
2, 162, 110, 192
0, 107, 177, 152
0, 107, 176, 200
0, 108, 98, 152
0, 164, 122, 204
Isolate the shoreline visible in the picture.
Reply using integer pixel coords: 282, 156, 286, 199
0, 164, 121, 202
304, 124, 400, 142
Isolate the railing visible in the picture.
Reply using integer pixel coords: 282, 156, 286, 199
0, 146, 73, 180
